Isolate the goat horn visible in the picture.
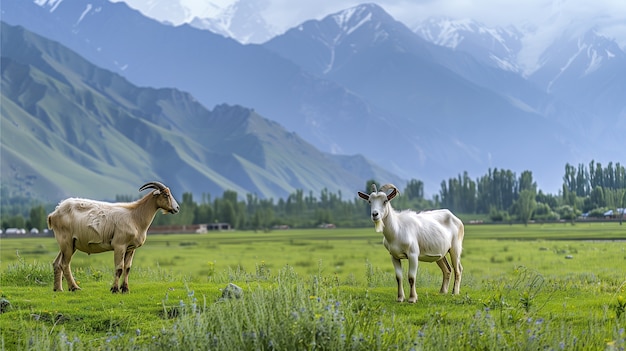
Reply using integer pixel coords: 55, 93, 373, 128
371, 183, 378, 193
139, 181, 167, 192
379, 183, 399, 195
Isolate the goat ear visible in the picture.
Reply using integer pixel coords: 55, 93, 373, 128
357, 192, 369, 201
152, 189, 162, 196
386, 188, 398, 201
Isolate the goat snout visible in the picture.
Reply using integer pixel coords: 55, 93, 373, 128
371, 210, 380, 220
170, 205, 180, 214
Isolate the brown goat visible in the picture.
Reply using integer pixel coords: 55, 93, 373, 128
48, 181, 180, 293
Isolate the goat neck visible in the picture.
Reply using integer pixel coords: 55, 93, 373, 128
380, 203, 401, 239
127, 192, 160, 230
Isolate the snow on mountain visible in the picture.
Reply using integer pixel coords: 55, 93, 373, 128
531, 29, 626, 92
414, 17, 523, 73
113, 0, 277, 43
331, 3, 374, 35
188, 0, 277, 44
112, 0, 231, 24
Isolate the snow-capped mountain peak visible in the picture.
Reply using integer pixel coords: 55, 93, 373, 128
530, 28, 626, 93
414, 17, 523, 73
576, 29, 624, 74
330, 3, 381, 35
415, 17, 473, 49
188, 0, 276, 44
111, 0, 276, 43
279, 3, 403, 75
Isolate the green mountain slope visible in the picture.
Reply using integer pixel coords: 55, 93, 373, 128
0, 22, 403, 202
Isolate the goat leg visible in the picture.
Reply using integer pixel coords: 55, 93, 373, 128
52, 252, 64, 291
111, 268, 123, 293
450, 251, 463, 295
391, 257, 405, 302
436, 257, 452, 294
60, 247, 81, 291
111, 248, 126, 293
120, 268, 130, 293
120, 250, 136, 293
407, 254, 418, 303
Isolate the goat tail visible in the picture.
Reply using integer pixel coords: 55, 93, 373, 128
47, 214, 54, 230
457, 221, 465, 244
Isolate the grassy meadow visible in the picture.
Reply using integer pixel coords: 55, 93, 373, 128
1, 222, 625, 350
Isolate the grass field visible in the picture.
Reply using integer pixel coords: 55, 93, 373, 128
1, 223, 625, 350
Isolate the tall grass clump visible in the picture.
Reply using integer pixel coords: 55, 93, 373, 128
151, 265, 415, 350
1, 251, 52, 286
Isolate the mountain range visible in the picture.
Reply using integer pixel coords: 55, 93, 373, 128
1, 0, 625, 200
1, 22, 401, 202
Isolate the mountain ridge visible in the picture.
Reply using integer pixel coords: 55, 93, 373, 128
1, 22, 402, 202
2, 1, 624, 196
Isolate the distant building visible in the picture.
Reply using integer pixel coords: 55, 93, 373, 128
207, 223, 231, 231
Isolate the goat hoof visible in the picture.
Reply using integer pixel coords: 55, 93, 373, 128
69, 286, 82, 291
111, 286, 120, 293
121, 286, 130, 294
408, 298, 417, 303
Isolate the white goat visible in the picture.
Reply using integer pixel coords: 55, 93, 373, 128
48, 181, 180, 293
358, 183, 464, 303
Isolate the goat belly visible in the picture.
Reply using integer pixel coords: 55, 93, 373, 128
73, 238, 113, 253
418, 253, 444, 262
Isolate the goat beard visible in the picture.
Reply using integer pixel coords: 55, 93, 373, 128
374, 219, 384, 233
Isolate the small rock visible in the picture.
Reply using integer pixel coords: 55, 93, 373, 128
0, 298, 11, 313
565, 255, 573, 259
221, 283, 243, 300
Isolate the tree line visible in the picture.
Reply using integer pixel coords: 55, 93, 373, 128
2, 160, 625, 231
438, 161, 625, 224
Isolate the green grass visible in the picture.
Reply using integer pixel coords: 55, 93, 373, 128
1, 223, 625, 350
